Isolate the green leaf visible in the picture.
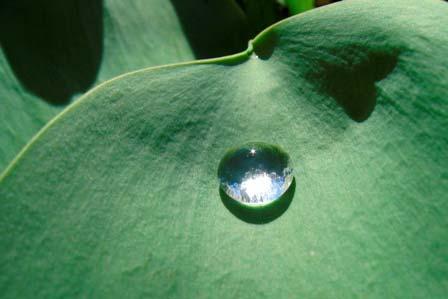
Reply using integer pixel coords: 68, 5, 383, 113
1, 0, 447, 297
285, 0, 314, 14
0, 0, 248, 171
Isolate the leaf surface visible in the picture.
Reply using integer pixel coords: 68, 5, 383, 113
1, 0, 447, 297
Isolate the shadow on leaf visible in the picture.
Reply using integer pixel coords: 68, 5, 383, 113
311, 49, 398, 122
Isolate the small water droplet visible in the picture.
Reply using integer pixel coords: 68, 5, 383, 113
218, 142, 293, 207
251, 52, 260, 60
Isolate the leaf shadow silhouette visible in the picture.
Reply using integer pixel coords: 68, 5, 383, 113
308, 48, 398, 122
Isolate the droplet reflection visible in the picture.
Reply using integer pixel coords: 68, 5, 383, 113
218, 142, 293, 207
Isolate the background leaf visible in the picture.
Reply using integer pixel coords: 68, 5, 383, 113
0, 0, 248, 171
285, 0, 314, 14
235, 0, 288, 37
1, 0, 447, 298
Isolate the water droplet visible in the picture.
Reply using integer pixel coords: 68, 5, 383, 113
218, 142, 293, 207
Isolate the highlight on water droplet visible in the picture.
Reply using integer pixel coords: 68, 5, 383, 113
217, 142, 295, 223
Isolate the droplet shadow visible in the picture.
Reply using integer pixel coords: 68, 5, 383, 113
252, 30, 278, 60
220, 178, 296, 224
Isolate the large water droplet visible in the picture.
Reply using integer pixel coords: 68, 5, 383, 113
218, 142, 293, 207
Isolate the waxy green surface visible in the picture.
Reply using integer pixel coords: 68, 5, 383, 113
1, 0, 447, 298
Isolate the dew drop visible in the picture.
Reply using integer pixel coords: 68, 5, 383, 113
217, 142, 293, 207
